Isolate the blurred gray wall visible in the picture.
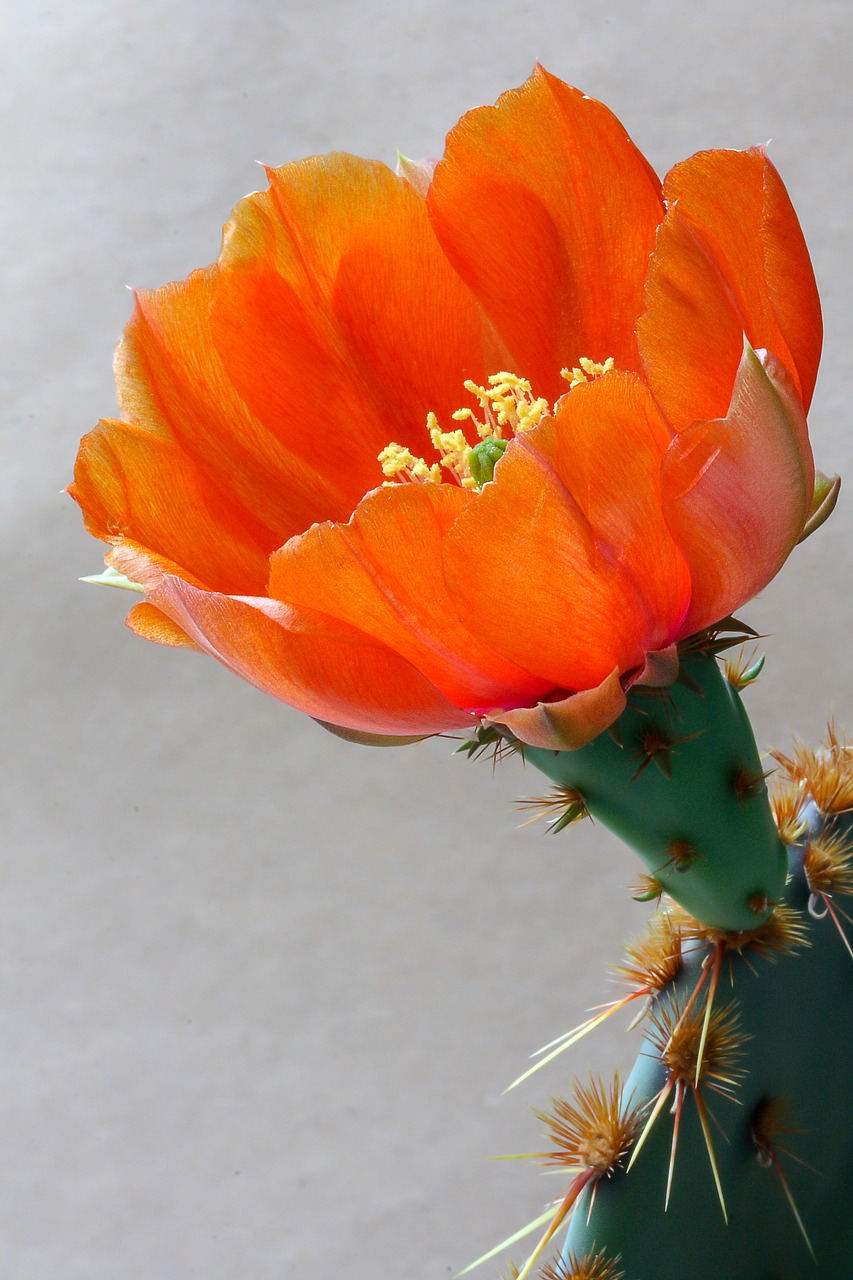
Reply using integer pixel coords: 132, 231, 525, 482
4, 1, 852, 1275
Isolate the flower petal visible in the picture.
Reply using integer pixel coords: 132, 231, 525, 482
123, 277, 356, 544
639, 147, 822, 430
487, 668, 627, 751
120, 154, 499, 546
125, 601, 201, 650
268, 482, 552, 711
443, 373, 691, 691
427, 66, 664, 401
143, 571, 475, 738
312, 720, 431, 747
661, 341, 814, 636
70, 418, 272, 594
218, 154, 506, 485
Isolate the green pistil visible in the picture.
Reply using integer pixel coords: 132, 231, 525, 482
469, 436, 508, 486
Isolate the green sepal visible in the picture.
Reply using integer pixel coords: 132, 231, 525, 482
797, 470, 841, 544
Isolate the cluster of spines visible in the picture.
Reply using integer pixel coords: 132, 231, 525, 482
456, 724, 524, 768
516, 786, 590, 835
770, 723, 853, 954
466, 1076, 639, 1280
510, 644, 781, 923
500, 1251, 623, 1280
474, 883, 838, 1278
459, 668, 853, 1277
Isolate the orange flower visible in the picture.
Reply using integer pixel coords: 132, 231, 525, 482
70, 68, 829, 749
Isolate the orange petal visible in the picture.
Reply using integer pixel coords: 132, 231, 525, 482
427, 66, 664, 401
123, 279, 354, 545
639, 147, 822, 430
125, 601, 201, 650
120, 154, 499, 546
487, 668, 627, 750
144, 572, 475, 738
443, 373, 691, 691
661, 342, 814, 636
70, 419, 272, 594
269, 482, 552, 711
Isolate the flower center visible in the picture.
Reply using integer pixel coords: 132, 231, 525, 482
377, 359, 614, 490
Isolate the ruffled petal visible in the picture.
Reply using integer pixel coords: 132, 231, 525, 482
120, 154, 499, 545
268, 482, 552, 711
661, 342, 815, 637
70, 418, 271, 594
217, 155, 506, 486
125, 601, 201, 650
639, 147, 822, 430
142, 572, 475, 737
443, 373, 691, 691
427, 66, 664, 401
123, 278, 354, 544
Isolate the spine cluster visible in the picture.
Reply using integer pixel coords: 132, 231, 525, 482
463, 656, 853, 1280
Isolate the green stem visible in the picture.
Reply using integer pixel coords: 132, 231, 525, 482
522, 653, 787, 931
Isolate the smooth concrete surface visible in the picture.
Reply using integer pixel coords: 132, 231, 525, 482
4, 2, 852, 1276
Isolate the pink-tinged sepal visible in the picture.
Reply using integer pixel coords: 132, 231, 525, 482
312, 720, 431, 747
484, 646, 681, 752
486, 669, 627, 751
633, 645, 680, 687
661, 340, 815, 638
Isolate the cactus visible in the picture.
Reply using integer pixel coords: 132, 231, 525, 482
67, 60, 841, 1280
522, 643, 786, 931
468, 648, 853, 1280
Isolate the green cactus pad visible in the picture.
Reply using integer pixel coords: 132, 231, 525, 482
523, 654, 788, 930
556, 814, 853, 1279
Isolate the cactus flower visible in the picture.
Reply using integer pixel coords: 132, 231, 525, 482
70, 67, 827, 749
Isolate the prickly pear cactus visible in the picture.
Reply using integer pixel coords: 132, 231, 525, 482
467, 642, 853, 1280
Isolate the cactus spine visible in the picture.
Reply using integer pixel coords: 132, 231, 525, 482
523, 651, 786, 931
477, 652, 853, 1280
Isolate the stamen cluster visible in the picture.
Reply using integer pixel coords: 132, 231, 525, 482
378, 362, 613, 489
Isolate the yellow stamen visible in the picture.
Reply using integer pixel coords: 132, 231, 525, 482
377, 441, 441, 485
426, 413, 476, 487
378, 359, 614, 488
454, 371, 550, 439
560, 356, 615, 390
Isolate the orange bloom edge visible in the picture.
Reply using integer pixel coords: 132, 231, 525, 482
69, 66, 835, 751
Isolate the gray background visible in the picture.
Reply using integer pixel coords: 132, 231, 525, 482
4, 1, 852, 1276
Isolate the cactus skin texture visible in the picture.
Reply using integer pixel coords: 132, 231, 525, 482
500, 655, 853, 1279
523, 653, 787, 931
559, 813, 853, 1279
